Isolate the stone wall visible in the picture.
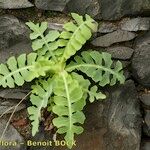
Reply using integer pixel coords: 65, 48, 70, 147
0, 0, 150, 150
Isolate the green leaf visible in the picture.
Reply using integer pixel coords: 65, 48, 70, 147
0, 53, 53, 88
26, 22, 47, 40
32, 39, 45, 51
71, 72, 90, 90
52, 72, 85, 149
0, 53, 33, 88
60, 31, 72, 39
88, 86, 106, 103
60, 13, 98, 62
32, 57, 54, 77
45, 30, 60, 42
66, 51, 125, 87
71, 72, 106, 102
28, 78, 53, 136
26, 21, 60, 62
37, 39, 67, 59
71, 13, 84, 25
64, 22, 78, 32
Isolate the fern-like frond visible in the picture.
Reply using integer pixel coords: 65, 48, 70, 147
66, 51, 125, 87
52, 72, 85, 149
28, 78, 53, 136
26, 22, 60, 62
60, 13, 98, 62
0, 53, 51, 88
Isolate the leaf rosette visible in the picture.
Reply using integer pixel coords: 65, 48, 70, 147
0, 13, 125, 149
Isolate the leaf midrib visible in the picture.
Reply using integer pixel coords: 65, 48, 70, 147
65, 64, 124, 82
60, 20, 91, 62
61, 73, 72, 131
31, 82, 52, 136
0, 65, 33, 83
32, 24, 57, 62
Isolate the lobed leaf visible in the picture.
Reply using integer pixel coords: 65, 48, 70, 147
52, 72, 85, 149
26, 22, 60, 61
0, 53, 53, 88
28, 78, 53, 136
66, 51, 125, 87
88, 86, 106, 103
60, 13, 98, 62
26, 22, 47, 40
71, 72, 106, 103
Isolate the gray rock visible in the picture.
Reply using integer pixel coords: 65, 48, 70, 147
105, 46, 134, 60
0, 89, 29, 100
0, 42, 32, 64
139, 93, 150, 109
141, 140, 150, 150
0, 0, 33, 9
143, 110, 150, 137
0, 118, 26, 150
48, 22, 63, 31
92, 30, 136, 47
132, 31, 150, 86
102, 80, 141, 150
120, 17, 150, 31
35, 0, 70, 11
124, 69, 131, 80
0, 15, 30, 49
100, 0, 150, 20
115, 60, 131, 69
0, 15, 32, 63
98, 17, 150, 33
135, 31, 150, 48
98, 22, 117, 33
143, 123, 150, 137
35, 0, 100, 18
145, 110, 150, 129
132, 45, 150, 87
0, 97, 26, 115
67, 0, 100, 18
